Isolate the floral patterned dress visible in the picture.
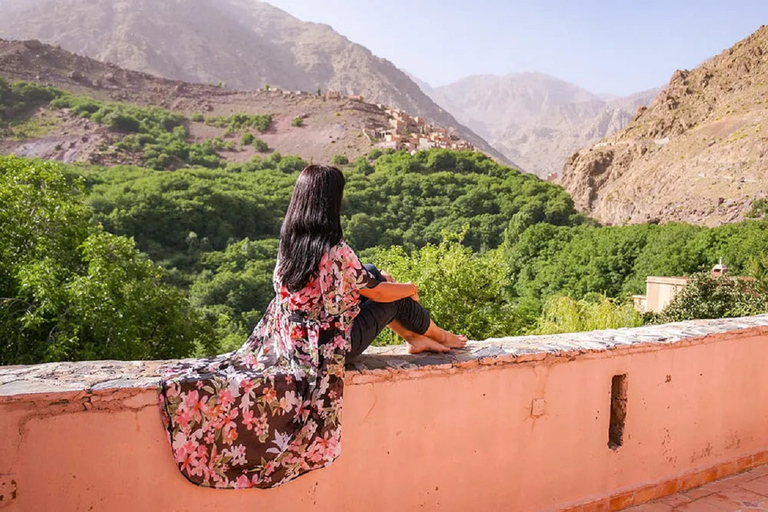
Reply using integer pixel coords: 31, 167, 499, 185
158, 241, 378, 489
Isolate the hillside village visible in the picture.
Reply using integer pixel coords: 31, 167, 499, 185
322, 89, 474, 153
369, 107, 474, 153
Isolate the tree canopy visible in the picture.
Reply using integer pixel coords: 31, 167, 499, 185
0, 156, 214, 365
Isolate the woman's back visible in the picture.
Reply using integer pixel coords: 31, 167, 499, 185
158, 240, 375, 489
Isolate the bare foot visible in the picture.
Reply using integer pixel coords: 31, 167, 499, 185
436, 328, 468, 349
406, 334, 451, 354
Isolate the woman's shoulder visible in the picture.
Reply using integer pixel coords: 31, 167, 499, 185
320, 240, 356, 265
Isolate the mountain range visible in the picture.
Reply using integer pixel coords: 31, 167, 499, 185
418, 73, 659, 176
0, 0, 511, 165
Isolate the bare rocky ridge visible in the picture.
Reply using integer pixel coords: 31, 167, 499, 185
0, 39, 441, 166
560, 25, 768, 226
422, 72, 659, 176
0, 0, 511, 167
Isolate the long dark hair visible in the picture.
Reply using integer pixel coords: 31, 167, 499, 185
278, 164, 346, 292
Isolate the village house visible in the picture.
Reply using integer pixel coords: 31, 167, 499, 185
366, 106, 475, 153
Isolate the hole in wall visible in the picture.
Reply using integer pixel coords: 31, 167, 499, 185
608, 374, 628, 450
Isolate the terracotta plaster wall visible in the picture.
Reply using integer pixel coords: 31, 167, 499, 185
2, 330, 768, 511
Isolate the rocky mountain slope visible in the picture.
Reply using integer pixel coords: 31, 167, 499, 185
560, 25, 768, 226
0, 39, 472, 166
0, 0, 510, 166
424, 72, 658, 176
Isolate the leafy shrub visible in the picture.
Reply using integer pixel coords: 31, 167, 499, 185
191, 113, 205, 122
658, 272, 768, 322
332, 154, 349, 165
505, 220, 768, 306
204, 113, 272, 134
747, 199, 768, 221
241, 132, 255, 146
103, 111, 141, 132
252, 138, 269, 153
291, 116, 304, 127
370, 233, 524, 344
534, 295, 644, 335
353, 156, 373, 175
0, 79, 62, 133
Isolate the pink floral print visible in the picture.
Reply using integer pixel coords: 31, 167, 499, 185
158, 241, 377, 488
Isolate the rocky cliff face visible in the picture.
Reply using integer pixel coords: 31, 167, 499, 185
0, 0, 510, 165
427, 72, 658, 176
560, 25, 768, 226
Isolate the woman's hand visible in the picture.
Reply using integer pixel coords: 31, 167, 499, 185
377, 270, 419, 301
405, 282, 419, 302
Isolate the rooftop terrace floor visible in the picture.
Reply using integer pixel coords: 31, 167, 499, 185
627, 464, 768, 511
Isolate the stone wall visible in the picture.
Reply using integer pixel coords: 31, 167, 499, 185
2, 316, 768, 511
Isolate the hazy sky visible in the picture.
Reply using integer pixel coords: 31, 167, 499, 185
264, 0, 768, 96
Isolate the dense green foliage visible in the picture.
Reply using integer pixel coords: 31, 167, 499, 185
534, 295, 643, 335
82, 162, 297, 262
343, 150, 583, 251
82, 149, 582, 262
3, 79, 768, 361
0, 157, 214, 365
0, 79, 60, 123
189, 238, 278, 352
71, 149, 580, 346
657, 272, 768, 323
505, 221, 768, 302
370, 234, 532, 344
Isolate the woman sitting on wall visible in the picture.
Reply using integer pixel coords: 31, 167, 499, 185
158, 164, 467, 489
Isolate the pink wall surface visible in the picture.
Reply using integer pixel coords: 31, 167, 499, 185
2, 325, 768, 511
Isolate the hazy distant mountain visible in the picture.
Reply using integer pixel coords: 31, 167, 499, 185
0, 0, 511, 165
560, 25, 768, 226
420, 72, 659, 176
493, 87, 660, 176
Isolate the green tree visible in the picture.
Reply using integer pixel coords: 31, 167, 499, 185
0, 157, 214, 365
332, 154, 349, 165
658, 272, 768, 323
534, 295, 643, 335
252, 138, 269, 152
370, 233, 525, 343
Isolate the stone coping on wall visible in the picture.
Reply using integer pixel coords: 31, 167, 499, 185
2, 315, 768, 404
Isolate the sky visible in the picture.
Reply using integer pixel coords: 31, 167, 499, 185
264, 0, 768, 96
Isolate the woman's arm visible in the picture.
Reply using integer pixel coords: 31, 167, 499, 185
359, 281, 418, 303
